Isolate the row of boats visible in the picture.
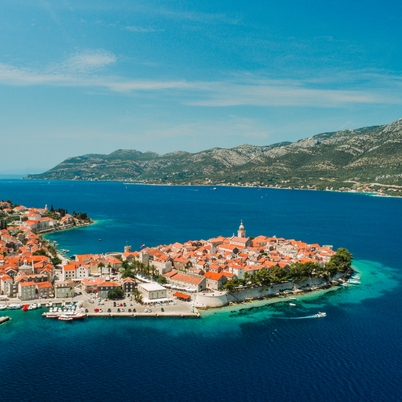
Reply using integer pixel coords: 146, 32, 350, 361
340, 274, 361, 287
42, 305, 85, 321
22, 303, 41, 311
0, 303, 24, 310
0, 302, 85, 322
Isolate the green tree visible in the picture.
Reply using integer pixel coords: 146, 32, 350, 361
107, 287, 124, 299
156, 275, 167, 284
132, 289, 143, 304
33, 249, 48, 256
121, 268, 136, 279
222, 277, 245, 292
51, 256, 62, 266
97, 262, 105, 275
327, 248, 353, 274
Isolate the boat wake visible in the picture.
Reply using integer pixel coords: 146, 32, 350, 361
288, 315, 323, 320
276, 312, 326, 320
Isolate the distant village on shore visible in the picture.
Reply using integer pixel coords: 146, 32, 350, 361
0, 200, 353, 316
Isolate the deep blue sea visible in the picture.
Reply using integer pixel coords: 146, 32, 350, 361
1, 180, 402, 402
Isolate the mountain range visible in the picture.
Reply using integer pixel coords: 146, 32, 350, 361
26, 118, 402, 192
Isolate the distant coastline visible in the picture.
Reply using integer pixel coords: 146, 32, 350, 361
14, 175, 402, 198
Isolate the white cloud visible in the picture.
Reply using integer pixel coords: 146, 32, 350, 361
186, 75, 402, 108
188, 83, 379, 107
0, 57, 401, 109
57, 49, 117, 74
0, 59, 190, 92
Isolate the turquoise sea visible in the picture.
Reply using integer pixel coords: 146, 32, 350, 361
1, 180, 402, 402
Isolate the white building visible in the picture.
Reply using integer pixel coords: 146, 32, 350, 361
138, 283, 167, 303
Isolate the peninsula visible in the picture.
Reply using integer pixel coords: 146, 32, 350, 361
0, 208, 353, 317
25, 118, 402, 197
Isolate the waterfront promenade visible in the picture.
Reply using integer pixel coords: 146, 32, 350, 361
0, 290, 200, 319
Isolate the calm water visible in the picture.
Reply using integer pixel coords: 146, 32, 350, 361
1, 180, 402, 402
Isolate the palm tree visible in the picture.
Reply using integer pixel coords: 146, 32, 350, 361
97, 262, 105, 276
132, 289, 143, 304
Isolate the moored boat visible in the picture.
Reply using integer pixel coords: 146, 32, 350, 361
58, 316, 73, 321
42, 311, 62, 318
59, 311, 86, 320
8, 304, 22, 310
22, 304, 29, 311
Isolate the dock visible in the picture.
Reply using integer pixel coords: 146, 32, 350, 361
0, 316, 11, 324
82, 299, 200, 318
85, 311, 200, 318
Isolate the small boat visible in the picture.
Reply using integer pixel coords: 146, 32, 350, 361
0, 305, 7, 311
22, 304, 29, 311
315, 312, 326, 318
8, 304, 22, 310
348, 279, 361, 284
43, 311, 61, 318
58, 316, 73, 321
289, 303, 296, 307
59, 311, 85, 320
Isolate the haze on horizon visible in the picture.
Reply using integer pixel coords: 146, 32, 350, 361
1, 0, 401, 174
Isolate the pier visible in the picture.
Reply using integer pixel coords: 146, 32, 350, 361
0, 316, 11, 324
82, 298, 200, 318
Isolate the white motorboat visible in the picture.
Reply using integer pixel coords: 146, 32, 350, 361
8, 304, 22, 310
43, 311, 61, 318
58, 316, 73, 321
59, 311, 85, 320
315, 312, 326, 318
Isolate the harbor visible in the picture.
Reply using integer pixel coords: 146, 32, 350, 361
0, 292, 200, 320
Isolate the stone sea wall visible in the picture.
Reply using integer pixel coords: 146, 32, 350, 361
195, 274, 347, 308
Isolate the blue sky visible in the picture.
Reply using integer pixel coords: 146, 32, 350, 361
1, 0, 401, 173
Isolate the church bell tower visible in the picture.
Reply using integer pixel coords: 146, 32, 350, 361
238, 220, 246, 238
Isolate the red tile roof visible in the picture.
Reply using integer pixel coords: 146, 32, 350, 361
204, 271, 223, 281
173, 292, 191, 300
